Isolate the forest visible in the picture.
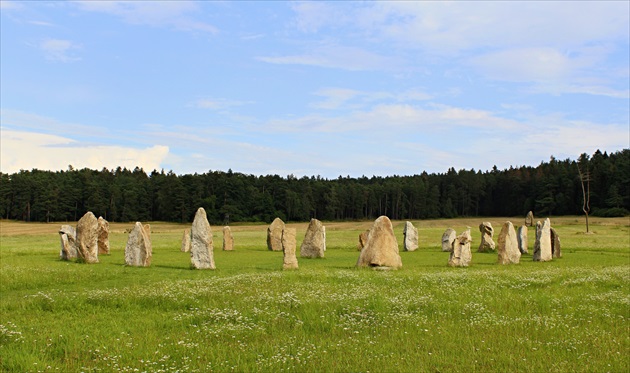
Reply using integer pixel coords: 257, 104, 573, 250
0, 149, 628, 224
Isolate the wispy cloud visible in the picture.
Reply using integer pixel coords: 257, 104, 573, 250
311, 87, 432, 110
190, 98, 252, 110
38, 38, 81, 62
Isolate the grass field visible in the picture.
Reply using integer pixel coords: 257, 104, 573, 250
0, 216, 628, 372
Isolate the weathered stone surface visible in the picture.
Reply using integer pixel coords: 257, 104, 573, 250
477, 222, 496, 252
497, 221, 521, 264
358, 230, 370, 251
97, 217, 110, 255
124, 222, 152, 267
533, 219, 552, 262
517, 225, 528, 254
441, 228, 456, 252
59, 224, 77, 261
551, 227, 562, 258
356, 216, 402, 269
403, 221, 418, 252
282, 228, 298, 270
300, 219, 326, 258
222, 226, 234, 251
267, 217, 285, 251
181, 229, 191, 252
448, 229, 472, 267
76, 211, 99, 263
190, 207, 215, 269
525, 211, 534, 227
143, 224, 151, 240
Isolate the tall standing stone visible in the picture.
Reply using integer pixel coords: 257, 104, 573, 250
441, 228, 456, 252
190, 207, 215, 269
76, 211, 99, 263
282, 228, 299, 270
497, 221, 521, 264
533, 219, 552, 262
478, 222, 496, 252
267, 218, 285, 251
300, 218, 326, 258
448, 229, 472, 267
525, 211, 534, 227
551, 227, 562, 258
356, 216, 402, 269
403, 221, 419, 252
181, 229, 191, 252
124, 222, 152, 267
59, 224, 77, 261
358, 230, 370, 251
97, 217, 110, 255
223, 226, 234, 251
517, 225, 528, 254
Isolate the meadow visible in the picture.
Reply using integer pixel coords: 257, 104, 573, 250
0, 216, 628, 373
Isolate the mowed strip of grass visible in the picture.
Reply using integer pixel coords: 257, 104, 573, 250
0, 216, 628, 373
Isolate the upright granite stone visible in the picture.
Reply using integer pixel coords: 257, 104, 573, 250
267, 217, 285, 251
143, 224, 151, 240
59, 224, 77, 261
181, 229, 191, 252
478, 222, 496, 252
300, 218, 326, 258
222, 226, 234, 251
356, 216, 402, 269
190, 207, 215, 269
282, 228, 299, 270
403, 221, 419, 252
525, 211, 534, 227
551, 227, 562, 258
497, 221, 521, 264
76, 211, 99, 263
124, 222, 152, 267
441, 228, 456, 252
97, 216, 110, 255
533, 219, 552, 262
448, 229, 472, 267
517, 225, 528, 254
358, 230, 370, 251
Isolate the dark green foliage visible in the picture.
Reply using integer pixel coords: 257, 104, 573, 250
0, 149, 628, 224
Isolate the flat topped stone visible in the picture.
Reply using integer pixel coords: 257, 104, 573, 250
190, 207, 215, 269
448, 229, 472, 267
223, 226, 234, 251
533, 219, 552, 262
267, 217, 285, 251
300, 218, 326, 258
357, 216, 402, 269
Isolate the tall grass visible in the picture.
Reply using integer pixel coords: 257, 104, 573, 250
0, 217, 628, 372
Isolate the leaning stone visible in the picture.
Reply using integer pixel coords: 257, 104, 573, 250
267, 217, 285, 251
551, 227, 562, 258
124, 222, 152, 267
403, 221, 418, 252
190, 207, 215, 269
517, 225, 528, 254
223, 226, 234, 251
533, 219, 552, 262
497, 221, 521, 264
300, 218, 326, 258
282, 228, 299, 270
76, 211, 99, 263
441, 228, 456, 252
356, 216, 402, 269
358, 230, 370, 251
59, 224, 77, 261
477, 222, 496, 252
97, 217, 110, 255
448, 229, 472, 267
525, 211, 534, 227
181, 229, 191, 252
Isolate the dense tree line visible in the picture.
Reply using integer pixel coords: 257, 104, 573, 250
1, 149, 628, 224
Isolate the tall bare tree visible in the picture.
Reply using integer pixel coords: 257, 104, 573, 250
577, 154, 591, 233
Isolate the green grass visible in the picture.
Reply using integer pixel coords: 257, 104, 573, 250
0, 217, 628, 372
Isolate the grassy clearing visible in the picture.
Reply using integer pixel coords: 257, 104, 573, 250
0, 216, 628, 372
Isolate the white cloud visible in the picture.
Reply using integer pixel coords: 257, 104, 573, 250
0, 1, 22, 10
39, 38, 81, 62
311, 87, 432, 110
190, 98, 252, 110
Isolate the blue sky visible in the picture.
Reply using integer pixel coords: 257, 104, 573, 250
1, 1, 629, 178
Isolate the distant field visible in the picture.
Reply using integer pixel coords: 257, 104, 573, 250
0, 216, 628, 372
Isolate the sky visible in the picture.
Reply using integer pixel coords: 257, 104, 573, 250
1, 1, 629, 178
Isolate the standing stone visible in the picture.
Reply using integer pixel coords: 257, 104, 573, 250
448, 229, 472, 267
76, 211, 99, 263
497, 221, 521, 264
190, 207, 215, 269
222, 226, 234, 251
441, 228, 457, 252
181, 229, 191, 252
124, 222, 152, 267
267, 217, 285, 251
282, 228, 299, 270
551, 227, 562, 258
478, 222, 496, 252
97, 217, 110, 255
358, 230, 370, 251
525, 211, 534, 227
533, 219, 552, 262
517, 225, 528, 254
300, 218, 326, 258
403, 221, 419, 252
143, 224, 151, 240
59, 224, 77, 261
356, 216, 402, 269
